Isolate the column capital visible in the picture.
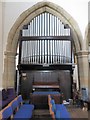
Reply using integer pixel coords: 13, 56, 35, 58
4, 51, 16, 57
76, 50, 89, 57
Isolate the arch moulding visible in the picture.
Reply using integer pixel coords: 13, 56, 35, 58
84, 23, 90, 50
3, 2, 83, 88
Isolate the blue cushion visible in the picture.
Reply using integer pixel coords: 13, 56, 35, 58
17, 95, 23, 105
13, 103, 34, 119
50, 99, 56, 113
55, 110, 60, 119
20, 104, 34, 111
50, 99, 55, 105
55, 104, 71, 119
56, 104, 65, 110
13, 107, 33, 119
2, 89, 8, 100
11, 100, 18, 111
2, 106, 13, 119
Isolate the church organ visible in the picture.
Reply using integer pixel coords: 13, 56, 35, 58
18, 12, 74, 101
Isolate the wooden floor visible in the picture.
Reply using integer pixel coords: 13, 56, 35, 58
67, 106, 88, 119
32, 109, 51, 120
32, 106, 89, 120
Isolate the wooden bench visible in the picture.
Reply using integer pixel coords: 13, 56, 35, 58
48, 94, 71, 120
0, 95, 34, 119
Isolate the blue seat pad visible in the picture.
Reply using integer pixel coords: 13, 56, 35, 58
2, 106, 13, 119
13, 104, 34, 119
55, 104, 71, 119
33, 91, 60, 95
20, 104, 34, 111
13, 108, 32, 119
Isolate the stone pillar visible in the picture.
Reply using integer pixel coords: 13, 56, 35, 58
3, 51, 16, 88
76, 51, 89, 90
89, 63, 90, 101
0, 2, 3, 89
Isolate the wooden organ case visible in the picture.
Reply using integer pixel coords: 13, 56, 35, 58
17, 12, 74, 105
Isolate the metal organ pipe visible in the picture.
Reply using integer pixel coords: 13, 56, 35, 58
21, 12, 72, 64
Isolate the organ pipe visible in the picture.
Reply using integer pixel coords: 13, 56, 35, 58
21, 12, 72, 64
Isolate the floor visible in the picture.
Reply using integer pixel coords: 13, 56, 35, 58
32, 109, 51, 120
32, 105, 89, 120
67, 106, 88, 119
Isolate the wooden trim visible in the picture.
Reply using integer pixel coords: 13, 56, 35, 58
33, 85, 60, 89
20, 36, 71, 41
18, 64, 73, 71
18, 30, 22, 64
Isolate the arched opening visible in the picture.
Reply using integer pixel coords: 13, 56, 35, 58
3, 2, 83, 102
85, 23, 90, 101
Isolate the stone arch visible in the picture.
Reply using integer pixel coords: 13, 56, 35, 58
88, 23, 90, 44
3, 2, 83, 88
84, 23, 90, 50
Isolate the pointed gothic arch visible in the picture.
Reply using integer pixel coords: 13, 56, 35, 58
3, 2, 83, 88
84, 23, 90, 50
